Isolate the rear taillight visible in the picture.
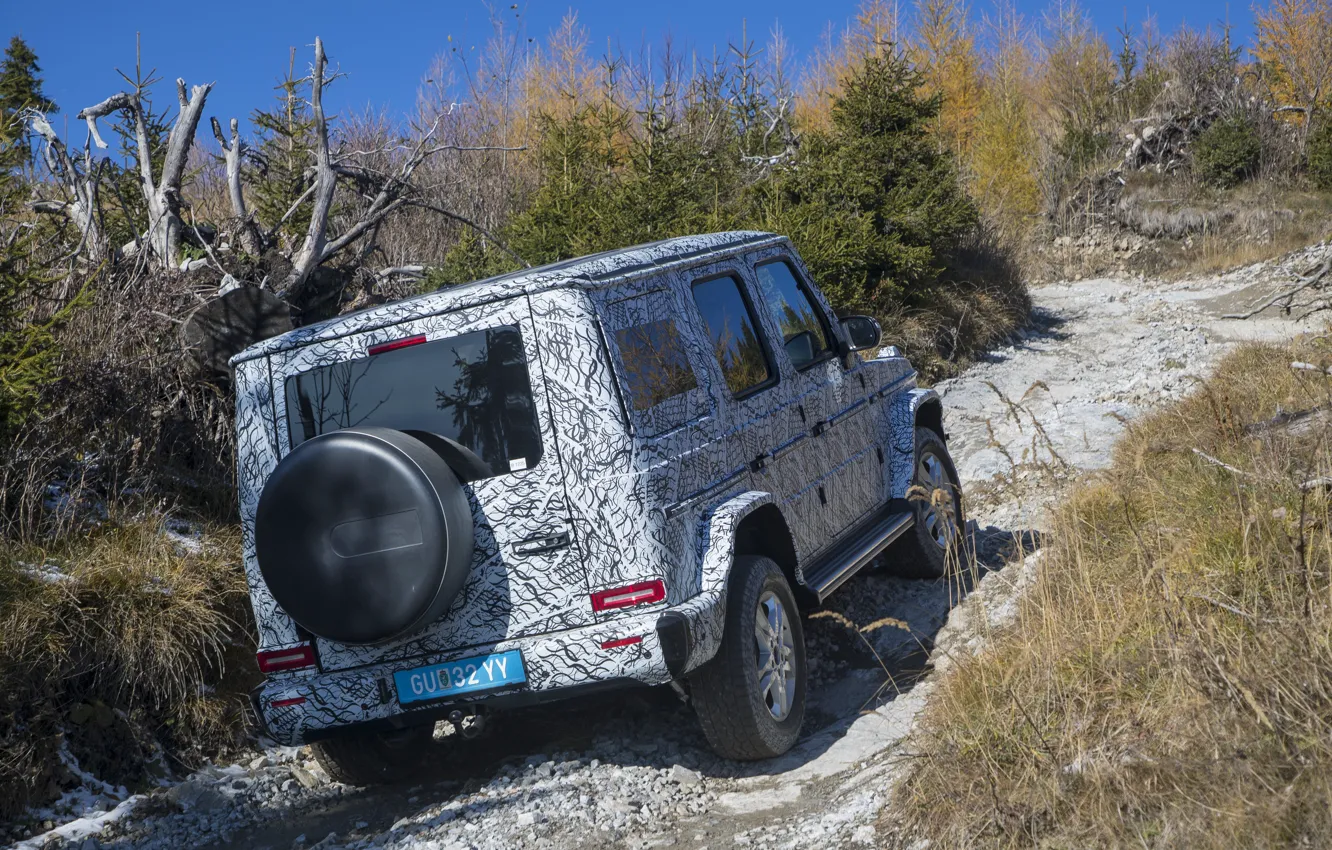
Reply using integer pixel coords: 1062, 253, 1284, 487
256, 644, 317, 674
591, 580, 666, 612
270, 696, 307, 708
368, 334, 427, 356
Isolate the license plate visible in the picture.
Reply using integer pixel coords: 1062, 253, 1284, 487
393, 650, 526, 706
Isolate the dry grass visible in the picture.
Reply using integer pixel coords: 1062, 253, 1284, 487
0, 516, 253, 819
887, 337, 1332, 848
1032, 175, 1332, 284
1129, 179, 1332, 279
889, 230, 1033, 383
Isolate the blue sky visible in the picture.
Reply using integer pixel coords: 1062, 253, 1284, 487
3, 0, 1252, 140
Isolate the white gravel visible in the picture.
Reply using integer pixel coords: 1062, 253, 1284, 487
13, 244, 1326, 850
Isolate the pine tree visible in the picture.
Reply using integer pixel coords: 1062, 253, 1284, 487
764, 49, 979, 312
250, 49, 317, 248
0, 114, 78, 433
0, 36, 57, 171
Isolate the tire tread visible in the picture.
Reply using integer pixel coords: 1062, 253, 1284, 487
692, 555, 805, 760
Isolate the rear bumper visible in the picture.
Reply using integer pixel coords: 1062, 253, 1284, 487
254, 591, 720, 746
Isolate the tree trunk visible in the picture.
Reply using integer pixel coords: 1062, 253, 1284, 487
26, 111, 106, 261
283, 37, 338, 298
211, 116, 263, 255
76, 79, 213, 270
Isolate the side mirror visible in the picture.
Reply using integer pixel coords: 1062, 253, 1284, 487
840, 315, 882, 352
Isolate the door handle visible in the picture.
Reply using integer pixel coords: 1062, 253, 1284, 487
750, 451, 773, 473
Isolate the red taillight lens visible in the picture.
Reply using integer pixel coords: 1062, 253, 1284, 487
256, 644, 317, 674
368, 334, 427, 356
271, 696, 307, 708
600, 635, 643, 649
591, 580, 666, 612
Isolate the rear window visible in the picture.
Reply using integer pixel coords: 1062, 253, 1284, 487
284, 326, 543, 478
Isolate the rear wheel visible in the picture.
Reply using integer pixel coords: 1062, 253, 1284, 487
692, 555, 806, 760
886, 426, 966, 579
310, 724, 434, 786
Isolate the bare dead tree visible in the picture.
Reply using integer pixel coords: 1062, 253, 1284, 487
24, 111, 107, 261
282, 37, 342, 299
75, 40, 214, 270
280, 37, 525, 303
210, 116, 263, 255
1223, 256, 1332, 319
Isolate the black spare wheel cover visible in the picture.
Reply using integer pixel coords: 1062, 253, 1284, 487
255, 427, 474, 645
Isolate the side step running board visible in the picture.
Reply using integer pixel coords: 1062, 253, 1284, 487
802, 508, 915, 603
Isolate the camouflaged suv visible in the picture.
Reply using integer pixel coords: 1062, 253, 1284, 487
234, 232, 964, 783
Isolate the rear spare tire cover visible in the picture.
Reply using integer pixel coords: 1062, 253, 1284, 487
255, 427, 474, 645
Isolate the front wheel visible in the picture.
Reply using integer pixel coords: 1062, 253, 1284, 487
886, 426, 966, 579
691, 555, 806, 760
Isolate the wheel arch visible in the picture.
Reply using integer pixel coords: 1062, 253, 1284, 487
887, 388, 943, 499
732, 503, 800, 600
684, 491, 802, 673
914, 396, 945, 440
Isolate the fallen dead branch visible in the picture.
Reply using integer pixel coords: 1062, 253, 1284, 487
1223, 257, 1332, 320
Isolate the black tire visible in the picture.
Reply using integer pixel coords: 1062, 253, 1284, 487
885, 426, 966, 579
691, 555, 806, 760
310, 724, 435, 786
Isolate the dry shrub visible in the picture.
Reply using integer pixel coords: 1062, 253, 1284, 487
0, 264, 252, 821
0, 518, 252, 818
888, 338, 1332, 847
889, 227, 1032, 382
1090, 173, 1332, 279
0, 265, 239, 542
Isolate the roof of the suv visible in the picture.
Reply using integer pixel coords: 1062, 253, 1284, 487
232, 230, 785, 365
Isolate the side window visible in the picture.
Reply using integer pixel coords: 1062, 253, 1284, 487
755, 260, 833, 370
691, 274, 774, 397
614, 320, 698, 410
602, 289, 708, 437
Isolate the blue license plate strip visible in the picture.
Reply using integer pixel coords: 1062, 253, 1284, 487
393, 650, 526, 705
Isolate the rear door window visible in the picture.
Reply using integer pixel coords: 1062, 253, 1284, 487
691, 274, 775, 397
754, 260, 834, 370
284, 326, 542, 478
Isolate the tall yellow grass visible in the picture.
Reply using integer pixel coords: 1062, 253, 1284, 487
0, 518, 251, 817
889, 338, 1332, 848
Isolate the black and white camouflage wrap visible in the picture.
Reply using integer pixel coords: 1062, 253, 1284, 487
233, 232, 943, 745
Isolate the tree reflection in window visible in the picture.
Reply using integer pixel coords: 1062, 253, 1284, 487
284, 326, 542, 478
691, 275, 773, 396
433, 328, 542, 471
614, 320, 699, 410
755, 261, 832, 369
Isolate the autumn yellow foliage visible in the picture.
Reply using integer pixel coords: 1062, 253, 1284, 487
909, 0, 984, 161
970, 1, 1040, 241
1253, 0, 1332, 122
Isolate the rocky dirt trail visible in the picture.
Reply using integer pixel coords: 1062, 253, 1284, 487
16, 245, 1328, 850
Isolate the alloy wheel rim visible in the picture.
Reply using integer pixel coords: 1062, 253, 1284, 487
754, 590, 795, 720
918, 451, 959, 551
